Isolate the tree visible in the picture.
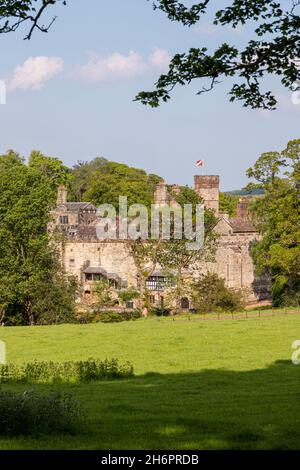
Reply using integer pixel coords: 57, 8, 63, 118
0, 150, 77, 325
136, 1, 300, 109
93, 279, 116, 310
246, 151, 286, 187
247, 139, 300, 305
71, 158, 162, 209
0, 0, 66, 40
69, 157, 109, 202
157, 190, 218, 313
219, 192, 238, 217
28, 150, 72, 202
128, 239, 161, 311
192, 272, 244, 313
2, 2, 299, 110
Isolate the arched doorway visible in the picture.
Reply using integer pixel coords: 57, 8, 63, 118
181, 297, 190, 310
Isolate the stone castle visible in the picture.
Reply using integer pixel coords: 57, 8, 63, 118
51, 175, 271, 309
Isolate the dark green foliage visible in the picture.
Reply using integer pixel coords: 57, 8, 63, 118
247, 139, 300, 306
168, 184, 202, 208
28, 150, 72, 202
97, 310, 141, 323
0, 358, 134, 384
136, 1, 300, 110
0, 389, 82, 436
70, 158, 163, 208
192, 273, 244, 313
0, 150, 77, 326
226, 188, 265, 196
118, 289, 140, 303
219, 192, 238, 217
150, 307, 172, 317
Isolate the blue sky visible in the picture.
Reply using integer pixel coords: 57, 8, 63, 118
0, 0, 299, 191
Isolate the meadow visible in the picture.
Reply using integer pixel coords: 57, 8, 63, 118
0, 313, 300, 449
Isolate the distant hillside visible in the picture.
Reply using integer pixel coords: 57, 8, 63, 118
225, 188, 265, 196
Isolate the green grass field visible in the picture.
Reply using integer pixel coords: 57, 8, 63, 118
0, 314, 300, 449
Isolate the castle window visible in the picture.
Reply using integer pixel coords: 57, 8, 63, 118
126, 301, 134, 309
59, 215, 69, 225
69, 259, 75, 266
149, 295, 155, 305
85, 272, 106, 282
146, 275, 169, 292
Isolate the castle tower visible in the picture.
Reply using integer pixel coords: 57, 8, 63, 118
57, 184, 68, 206
194, 175, 219, 215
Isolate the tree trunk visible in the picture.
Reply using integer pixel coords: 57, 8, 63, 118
174, 267, 183, 315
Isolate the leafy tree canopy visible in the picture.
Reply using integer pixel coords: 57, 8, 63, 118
137, 1, 300, 109
70, 158, 163, 209
219, 192, 238, 217
247, 138, 300, 305
0, 150, 76, 325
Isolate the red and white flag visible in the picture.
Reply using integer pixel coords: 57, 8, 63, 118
196, 159, 204, 167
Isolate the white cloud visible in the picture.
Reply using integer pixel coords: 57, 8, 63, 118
8, 56, 63, 92
257, 92, 300, 119
77, 51, 146, 82
76, 48, 171, 83
277, 92, 300, 111
149, 48, 171, 73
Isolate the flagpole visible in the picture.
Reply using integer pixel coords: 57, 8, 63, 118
195, 159, 205, 174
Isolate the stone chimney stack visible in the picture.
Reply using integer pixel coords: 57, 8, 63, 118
57, 184, 68, 206
154, 180, 168, 206
194, 175, 219, 215
236, 197, 249, 219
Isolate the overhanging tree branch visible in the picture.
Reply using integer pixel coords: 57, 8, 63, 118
136, 1, 300, 109
0, 0, 66, 40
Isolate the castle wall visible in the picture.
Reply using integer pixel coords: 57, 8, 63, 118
62, 241, 137, 287
206, 233, 270, 303
61, 235, 270, 305
52, 177, 271, 307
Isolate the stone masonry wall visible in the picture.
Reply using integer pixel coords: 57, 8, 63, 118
61, 235, 270, 304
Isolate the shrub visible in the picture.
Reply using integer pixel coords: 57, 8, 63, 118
97, 310, 141, 323
97, 312, 124, 323
0, 389, 83, 436
118, 289, 140, 303
193, 273, 244, 313
0, 358, 134, 384
150, 308, 172, 317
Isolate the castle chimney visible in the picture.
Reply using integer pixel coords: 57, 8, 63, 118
236, 198, 249, 219
194, 175, 219, 215
57, 184, 68, 206
154, 180, 168, 206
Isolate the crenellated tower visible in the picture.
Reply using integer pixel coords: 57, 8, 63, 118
194, 175, 219, 215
